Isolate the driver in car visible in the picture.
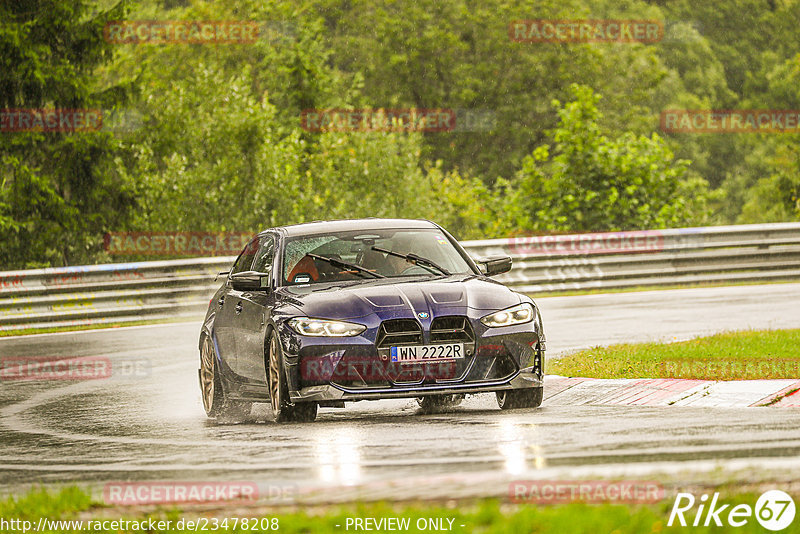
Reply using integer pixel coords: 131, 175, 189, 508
381, 234, 418, 276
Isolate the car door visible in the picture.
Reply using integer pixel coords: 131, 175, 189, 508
213, 237, 259, 381
229, 234, 276, 384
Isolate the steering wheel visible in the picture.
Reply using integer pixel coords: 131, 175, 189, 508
316, 254, 343, 279
399, 265, 429, 276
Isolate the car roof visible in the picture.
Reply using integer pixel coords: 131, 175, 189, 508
266, 218, 440, 238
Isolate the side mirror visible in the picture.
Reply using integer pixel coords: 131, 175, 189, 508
230, 271, 271, 291
476, 255, 512, 276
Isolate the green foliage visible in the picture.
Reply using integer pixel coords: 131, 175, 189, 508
739, 166, 800, 224
422, 162, 497, 240
322, 0, 679, 183
499, 85, 712, 233
0, 0, 135, 269
303, 130, 426, 221
106, 4, 453, 238
121, 63, 308, 233
654, 0, 800, 219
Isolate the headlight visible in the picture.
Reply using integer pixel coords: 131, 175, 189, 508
480, 303, 534, 328
287, 317, 366, 337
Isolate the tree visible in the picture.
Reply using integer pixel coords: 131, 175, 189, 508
501, 84, 712, 233
321, 0, 683, 184
105, 0, 471, 245
733, 53, 800, 223
0, 0, 135, 269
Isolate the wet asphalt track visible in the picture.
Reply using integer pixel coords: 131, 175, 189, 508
1, 283, 800, 501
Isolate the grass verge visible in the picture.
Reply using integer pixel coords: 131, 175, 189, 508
2, 486, 796, 533
547, 329, 800, 380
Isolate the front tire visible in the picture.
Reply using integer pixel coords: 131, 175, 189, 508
417, 394, 464, 411
199, 336, 252, 422
267, 331, 317, 423
496, 387, 543, 410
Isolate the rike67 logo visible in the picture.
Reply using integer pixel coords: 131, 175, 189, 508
669, 490, 796, 531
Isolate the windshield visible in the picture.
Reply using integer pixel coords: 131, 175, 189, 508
281, 228, 474, 285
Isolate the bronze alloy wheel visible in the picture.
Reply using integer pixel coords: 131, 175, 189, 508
268, 333, 282, 416
200, 336, 218, 415
199, 335, 251, 422
267, 330, 317, 423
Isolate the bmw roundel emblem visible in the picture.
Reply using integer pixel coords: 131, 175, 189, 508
418, 312, 430, 319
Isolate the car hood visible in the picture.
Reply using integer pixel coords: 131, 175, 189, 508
276, 275, 522, 320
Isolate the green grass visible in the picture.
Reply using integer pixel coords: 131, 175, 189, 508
547, 329, 800, 380
3, 486, 798, 533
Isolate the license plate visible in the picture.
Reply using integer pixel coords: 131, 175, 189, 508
390, 343, 464, 363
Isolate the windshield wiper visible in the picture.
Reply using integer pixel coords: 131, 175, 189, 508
307, 253, 386, 279
371, 246, 450, 275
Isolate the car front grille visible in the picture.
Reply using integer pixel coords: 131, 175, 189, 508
430, 316, 475, 344
376, 319, 423, 348
351, 316, 478, 387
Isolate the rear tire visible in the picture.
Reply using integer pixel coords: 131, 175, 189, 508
199, 336, 252, 423
267, 331, 317, 423
496, 387, 543, 410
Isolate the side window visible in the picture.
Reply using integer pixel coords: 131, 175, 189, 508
231, 237, 259, 274
252, 235, 275, 273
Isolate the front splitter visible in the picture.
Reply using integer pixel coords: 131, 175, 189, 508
290, 368, 542, 403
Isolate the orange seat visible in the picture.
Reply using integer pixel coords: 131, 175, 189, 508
288, 255, 320, 283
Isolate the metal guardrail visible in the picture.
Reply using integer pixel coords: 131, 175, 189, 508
2, 222, 799, 332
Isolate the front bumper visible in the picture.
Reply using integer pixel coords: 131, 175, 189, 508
279, 305, 545, 402
290, 365, 543, 402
